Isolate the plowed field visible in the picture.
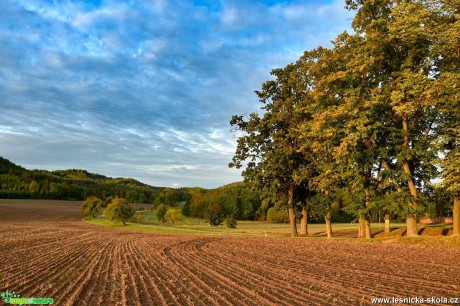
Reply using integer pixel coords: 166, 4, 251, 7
0, 200, 459, 305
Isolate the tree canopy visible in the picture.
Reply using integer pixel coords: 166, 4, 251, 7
230, 0, 459, 237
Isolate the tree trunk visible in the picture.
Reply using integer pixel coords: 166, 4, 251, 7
358, 215, 366, 238
402, 117, 418, 237
385, 214, 390, 234
364, 189, 372, 239
453, 196, 460, 237
406, 215, 418, 237
287, 184, 298, 237
325, 212, 333, 238
364, 217, 371, 239
300, 203, 308, 236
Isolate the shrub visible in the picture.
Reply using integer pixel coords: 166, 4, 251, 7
165, 208, 183, 224
80, 196, 103, 218
266, 207, 289, 223
225, 215, 237, 228
103, 197, 135, 225
206, 203, 224, 226
155, 204, 167, 225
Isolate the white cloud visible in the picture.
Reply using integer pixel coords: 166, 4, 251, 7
221, 6, 238, 25
0, 0, 355, 188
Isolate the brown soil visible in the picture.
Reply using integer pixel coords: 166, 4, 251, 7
0, 200, 459, 305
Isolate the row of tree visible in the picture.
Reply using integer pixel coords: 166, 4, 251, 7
230, 0, 459, 237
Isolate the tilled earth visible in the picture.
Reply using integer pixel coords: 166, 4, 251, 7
0, 200, 459, 305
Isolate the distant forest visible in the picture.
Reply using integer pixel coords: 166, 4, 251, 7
0, 157, 268, 221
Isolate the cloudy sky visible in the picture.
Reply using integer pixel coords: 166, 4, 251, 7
0, 0, 354, 188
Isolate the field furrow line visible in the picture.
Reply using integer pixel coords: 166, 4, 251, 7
139, 237, 217, 305
160, 242, 236, 305
248, 249, 459, 298
51, 239, 112, 305
0, 231, 99, 272
162, 237, 288, 306
211, 241, 459, 300
193, 239, 356, 305
0, 240, 94, 291
12, 235, 111, 299
126, 238, 187, 306
63, 237, 117, 305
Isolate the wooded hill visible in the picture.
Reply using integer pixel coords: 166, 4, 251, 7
0, 157, 268, 221
0, 156, 180, 203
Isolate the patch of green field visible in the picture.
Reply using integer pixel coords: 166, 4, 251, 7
84, 218, 209, 235
86, 214, 407, 238
85, 218, 459, 245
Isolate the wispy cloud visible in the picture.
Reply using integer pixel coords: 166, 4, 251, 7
0, 0, 354, 188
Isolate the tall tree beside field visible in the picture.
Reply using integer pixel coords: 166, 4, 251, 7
229, 0, 458, 238
344, 0, 446, 236
311, 31, 393, 239
230, 63, 312, 237
296, 46, 351, 239
430, 2, 460, 236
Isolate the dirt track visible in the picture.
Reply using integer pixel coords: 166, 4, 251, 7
0, 200, 459, 305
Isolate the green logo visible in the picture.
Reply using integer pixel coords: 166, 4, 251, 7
1, 290, 54, 305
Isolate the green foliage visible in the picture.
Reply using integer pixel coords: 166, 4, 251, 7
164, 189, 177, 207
28, 180, 39, 194
229, 0, 459, 229
103, 197, 135, 225
266, 207, 289, 224
225, 215, 237, 228
206, 203, 224, 226
80, 196, 103, 218
0, 158, 264, 221
164, 208, 182, 224
155, 204, 168, 224
0, 157, 182, 205
181, 183, 261, 221
229, 62, 315, 237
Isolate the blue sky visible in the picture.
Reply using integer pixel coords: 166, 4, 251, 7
0, 0, 354, 188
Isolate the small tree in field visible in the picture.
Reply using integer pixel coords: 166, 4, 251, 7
225, 215, 237, 228
206, 203, 224, 226
80, 196, 103, 218
103, 197, 135, 225
155, 204, 167, 225
165, 208, 182, 225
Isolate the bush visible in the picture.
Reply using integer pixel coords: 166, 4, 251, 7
155, 204, 167, 224
266, 207, 289, 223
225, 215, 237, 228
206, 203, 224, 226
80, 196, 103, 218
165, 208, 183, 224
103, 197, 135, 225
